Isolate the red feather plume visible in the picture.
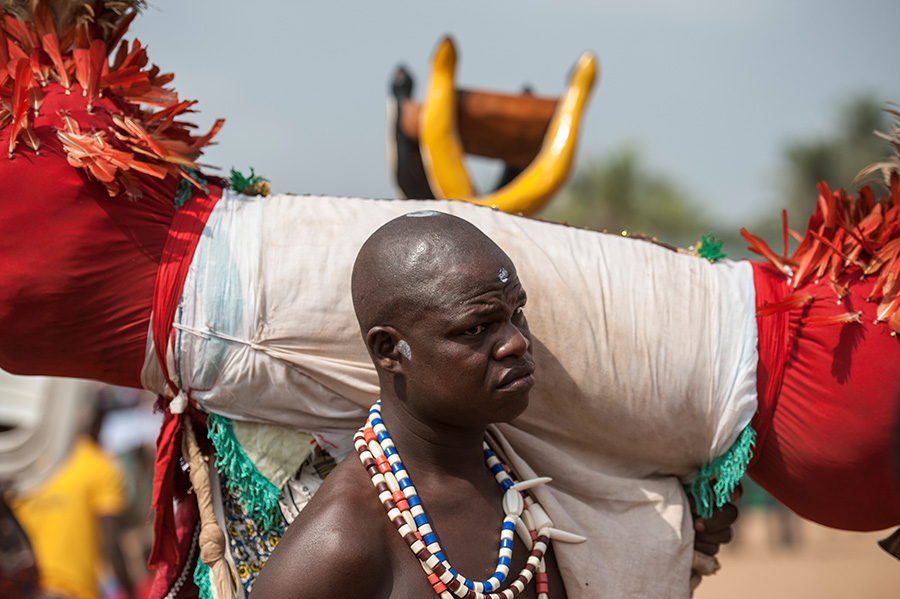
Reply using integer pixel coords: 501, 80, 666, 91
745, 158, 900, 332
1, 0, 224, 199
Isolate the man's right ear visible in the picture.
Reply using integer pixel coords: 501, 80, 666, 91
366, 326, 405, 373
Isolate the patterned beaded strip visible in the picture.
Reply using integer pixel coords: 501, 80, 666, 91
355, 400, 551, 599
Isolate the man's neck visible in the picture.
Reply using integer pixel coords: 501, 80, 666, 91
378, 398, 490, 481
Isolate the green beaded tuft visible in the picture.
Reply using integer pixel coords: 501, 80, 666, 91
193, 559, 212, 599
686, 423, 756, 519
694, 233, 727, 263
175, 167, 209, 208
206, 413, 283, 530
229, 166, 270, 196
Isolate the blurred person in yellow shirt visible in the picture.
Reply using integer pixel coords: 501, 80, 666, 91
11, 408, 134, 599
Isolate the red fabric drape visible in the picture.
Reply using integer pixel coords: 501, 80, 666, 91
148, 183, 222, 567
152, 181, 223, 395
147, 493, 201, 599
750, 261, 900, 531
748, 263, 791, 455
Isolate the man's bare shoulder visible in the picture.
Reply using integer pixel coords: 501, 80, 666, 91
250, 457, 393, 599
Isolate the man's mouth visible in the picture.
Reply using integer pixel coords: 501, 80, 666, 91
497, 363, 535, 392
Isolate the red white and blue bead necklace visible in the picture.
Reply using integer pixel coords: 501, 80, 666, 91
355, 400, 584, 599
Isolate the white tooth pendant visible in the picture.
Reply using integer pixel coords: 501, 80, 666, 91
548, 528, 588, 544
512, 477, 552, 492
523, 497, 587, 543
515, 516, 534, 550
524, 500, 554, 531
503, 487, 524, 517
521, 504, 536, 530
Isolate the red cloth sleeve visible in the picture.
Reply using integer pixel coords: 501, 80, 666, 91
750, 261, 900, 531
0, 85, 224, 567
0, 88, 176, 387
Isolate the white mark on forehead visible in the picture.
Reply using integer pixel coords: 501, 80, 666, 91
397, 340, 413, 360
407, 239, 430, 265
497, 267, 509, 283
404, 210, 440, 218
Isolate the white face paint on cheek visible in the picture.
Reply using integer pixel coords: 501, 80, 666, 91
397, 340, 413, 360
497, 267, 509, 283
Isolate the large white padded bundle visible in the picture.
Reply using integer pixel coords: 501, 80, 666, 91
143, 191, 758, 598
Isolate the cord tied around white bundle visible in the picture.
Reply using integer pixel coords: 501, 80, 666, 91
170, 390, 189, 414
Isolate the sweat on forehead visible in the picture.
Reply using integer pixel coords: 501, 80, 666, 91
351, 212, 513, 329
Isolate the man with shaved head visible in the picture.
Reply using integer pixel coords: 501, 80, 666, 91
251, 211, 735, 599
350, 211, 538, 430
253, 210, 566, 598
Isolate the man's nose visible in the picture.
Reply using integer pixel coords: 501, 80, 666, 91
495, 321, 530, 359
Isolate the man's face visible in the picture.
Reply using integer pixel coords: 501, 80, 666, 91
395, 251, 535, 430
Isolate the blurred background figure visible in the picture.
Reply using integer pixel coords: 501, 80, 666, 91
0, 487, 39, 599
94, 387, 162, 599
0, 371, 158, 599
735, 479, 800, 550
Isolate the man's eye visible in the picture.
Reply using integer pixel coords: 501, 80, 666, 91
514, 307, 525, 317
464, 324, 486, 336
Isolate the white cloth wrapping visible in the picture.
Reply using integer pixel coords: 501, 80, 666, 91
143, 191, 758, 598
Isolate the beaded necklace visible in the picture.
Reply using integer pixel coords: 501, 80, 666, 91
354, 400, 552, 599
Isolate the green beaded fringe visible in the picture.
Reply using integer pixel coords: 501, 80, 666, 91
175, 167, 210, 208
686, 423, 756, 519
194, 560, 212, 599
229, 166, 270, 197
694, 233, 727, 263
206, 413, 282, 530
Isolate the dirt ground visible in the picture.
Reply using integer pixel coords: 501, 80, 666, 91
694, 510, 900, 599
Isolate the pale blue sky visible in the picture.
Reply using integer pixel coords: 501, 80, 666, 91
131, 1, 900, 227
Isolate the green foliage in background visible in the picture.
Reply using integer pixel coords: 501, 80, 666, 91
743, 94, 892, 254
539, 145, 714, 249
781, 95, 890, 222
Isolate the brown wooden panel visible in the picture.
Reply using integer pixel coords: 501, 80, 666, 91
400, 89, 558, 168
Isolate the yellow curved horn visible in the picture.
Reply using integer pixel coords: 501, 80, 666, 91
464, 51, 597, 215
418, 36, 475, 200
